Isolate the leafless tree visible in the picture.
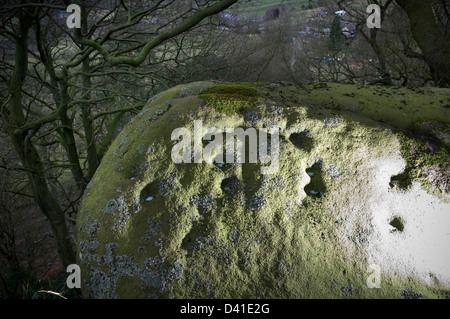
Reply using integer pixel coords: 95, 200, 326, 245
0, 0, 239, 268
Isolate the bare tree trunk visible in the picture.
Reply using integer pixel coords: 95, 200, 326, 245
78, 3, 99, 181
13, 133, 76, 268
2, 12, 76, 268
80, 59, 99, 181
395, 0, 450, 87
59, 109, 86, 189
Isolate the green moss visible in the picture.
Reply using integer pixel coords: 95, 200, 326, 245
389, 217, 405, 232
77, 81, 450, 299
198, 83, 263, 116
260, 83, 450, 130
395, 131, 450, 193
233, 81, 268, 87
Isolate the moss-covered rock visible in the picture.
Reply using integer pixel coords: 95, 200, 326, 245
76, 81, 450, 299
198, 83, 264, 116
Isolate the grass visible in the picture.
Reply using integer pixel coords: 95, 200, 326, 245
0, 268, 81, 299
237, 0, 312, 17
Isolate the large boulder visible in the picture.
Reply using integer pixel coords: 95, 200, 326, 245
76, 81, 450, 298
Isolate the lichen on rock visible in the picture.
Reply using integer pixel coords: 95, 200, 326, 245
77, 81, 450, 299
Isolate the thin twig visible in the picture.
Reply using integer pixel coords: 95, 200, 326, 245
38, 290, 67, 299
